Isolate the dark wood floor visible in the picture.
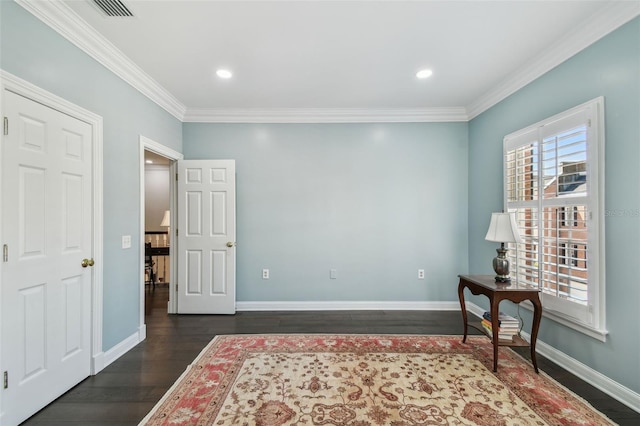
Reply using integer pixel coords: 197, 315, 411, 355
21, 285, 640, 425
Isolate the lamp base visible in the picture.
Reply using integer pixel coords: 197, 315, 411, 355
492, 245, 512, 284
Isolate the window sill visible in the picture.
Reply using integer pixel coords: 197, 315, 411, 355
520, 300, 608, 342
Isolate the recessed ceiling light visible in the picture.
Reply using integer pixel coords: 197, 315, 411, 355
145, 160, 153, 164
216, 69, 233, 79
416, 69, 433, 79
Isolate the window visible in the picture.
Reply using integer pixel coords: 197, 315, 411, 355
559, 243, 567, 265
571, 244, 581, 267
504, 97, 606, 340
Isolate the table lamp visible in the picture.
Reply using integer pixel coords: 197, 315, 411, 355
485, 212, 522, 283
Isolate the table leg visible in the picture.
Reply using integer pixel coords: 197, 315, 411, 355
529, 296, 542, 374
490, 297, 500, 372
457, 281, 468, 343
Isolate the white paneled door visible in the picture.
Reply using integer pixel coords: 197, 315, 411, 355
177, 160, 236, 314
1, 90, 93, 425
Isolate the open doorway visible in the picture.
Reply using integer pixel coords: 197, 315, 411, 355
144, 150, 171, 314
139, 136, 183, 334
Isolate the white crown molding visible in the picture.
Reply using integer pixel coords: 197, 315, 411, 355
467, 1, 640, 120
183, 107, 469, 123
16, 0, 467, 124
16, 0, 639, 124
16, 0, 187, 121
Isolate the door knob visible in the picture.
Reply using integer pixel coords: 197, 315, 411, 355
81, 258, 95, 268
226, 242, 235, 248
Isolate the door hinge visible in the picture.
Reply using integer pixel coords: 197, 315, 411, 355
3, 117, 8, 136
176, 228, 178, 237
176, 173, 179, 181
3, 371, 7, 389
588, 118, 592, 127
3, 244, 7, 262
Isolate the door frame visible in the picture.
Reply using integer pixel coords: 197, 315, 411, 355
0, 69, 104, 416
139, 136, 182, 328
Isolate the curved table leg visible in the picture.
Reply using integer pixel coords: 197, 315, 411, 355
529, 295, 542, 374
458, 281, 468, 343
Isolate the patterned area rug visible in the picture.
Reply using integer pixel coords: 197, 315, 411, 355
139, 335, 613, 425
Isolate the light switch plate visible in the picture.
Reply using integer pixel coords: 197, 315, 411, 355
122, 235, 131, 249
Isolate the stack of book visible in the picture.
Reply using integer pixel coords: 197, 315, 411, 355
481, 311, 520, 341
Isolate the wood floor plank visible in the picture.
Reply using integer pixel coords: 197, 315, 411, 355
18, 285, 640, 425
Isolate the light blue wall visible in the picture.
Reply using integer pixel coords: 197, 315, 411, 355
0, 2, 183, 350
183, 123, 469, 302
469, 18, 640, 393
3, 0, 638, 398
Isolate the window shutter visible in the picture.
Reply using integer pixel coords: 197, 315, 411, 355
503, 98, 605, 332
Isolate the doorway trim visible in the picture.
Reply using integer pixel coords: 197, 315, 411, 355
0, 70, 104, 382
139, 136, 182, 332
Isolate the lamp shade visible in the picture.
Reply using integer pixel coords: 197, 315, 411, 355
485, 212, 522, 243
160, 210, 170, 227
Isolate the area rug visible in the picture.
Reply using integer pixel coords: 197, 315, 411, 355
139, 334, 613, 425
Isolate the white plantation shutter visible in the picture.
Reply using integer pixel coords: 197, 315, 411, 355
503, 98, 606, 337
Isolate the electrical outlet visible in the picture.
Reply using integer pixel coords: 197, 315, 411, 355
262, 269, 270, 279
122, 235, 131, 249
330, 269, 337, 279
418, 269, 425, 279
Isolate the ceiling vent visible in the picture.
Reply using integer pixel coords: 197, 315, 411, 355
93, 0, 134, 17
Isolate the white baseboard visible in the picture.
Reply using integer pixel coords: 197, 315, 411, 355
138, 323, 147, 342
91, 352, 105, 375
101, 330, 143, 370
533, 335, 640, 414
466, 301, 640, 414
236, 300, 461, 311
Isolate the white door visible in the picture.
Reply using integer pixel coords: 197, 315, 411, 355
1, 90, 93, 425
177, 160, 236, 314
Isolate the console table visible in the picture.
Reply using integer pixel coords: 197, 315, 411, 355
457, 274, 542, 373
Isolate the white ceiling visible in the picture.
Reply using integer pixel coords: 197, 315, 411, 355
26, 1, 640, 121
